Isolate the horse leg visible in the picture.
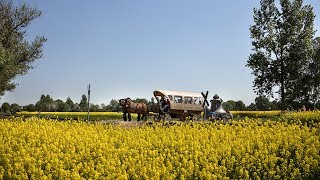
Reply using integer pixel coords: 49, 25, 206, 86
123, 113, 127, 121
128, 113, 131, 121
137, 113, 141, 121
142, 113, 147, 121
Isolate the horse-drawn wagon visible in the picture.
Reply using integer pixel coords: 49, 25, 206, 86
119, 89, 233, 122
151, 90, 204, 121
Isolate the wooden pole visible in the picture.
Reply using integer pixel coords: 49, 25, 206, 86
87, 84, 90, 122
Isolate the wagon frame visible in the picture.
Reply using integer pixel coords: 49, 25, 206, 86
151, 90, 204, 121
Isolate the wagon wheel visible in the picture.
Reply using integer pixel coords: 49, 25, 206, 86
192, 114, 202, 121
153, 114, 161, 122
161, 114, 171, 122
165, 114, 171, 122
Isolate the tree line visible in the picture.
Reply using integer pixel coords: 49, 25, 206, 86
3, 94, 318, 115
0, 94, 153, 114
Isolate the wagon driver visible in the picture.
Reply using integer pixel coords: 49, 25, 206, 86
210, 94, 223, 112
160, 96, 170, 113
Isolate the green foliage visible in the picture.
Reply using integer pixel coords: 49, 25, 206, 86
132, 98, 148, 104
0, 1, 46, 97
222, 100, 236, 111
79, 94, 88, 112
235, 101, 246, 111
55, 99, 71, 112
223, 100, 246, 111
308, 37, 320, 106
10, 103, 21, 114
247, 103, 256, 110
0, 102, 10, 113
35, 95, 55, 112
89, 104, 100, 112
247, 0, 315, 109
255, 95, 271, 110
105, 99, 120, 112
22, 104, 36, 112
65, 97, 75, 111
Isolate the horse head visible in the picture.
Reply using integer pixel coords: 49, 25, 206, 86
119, 99, 126, 107
125, 97, 132, 106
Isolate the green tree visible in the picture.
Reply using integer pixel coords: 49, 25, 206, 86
308, 37, 320, 108
247, 103, 256, 111
90, 104, 100, 112
247, 0, 315, 109
23, 104, 36, 112
1, 102, 10, 113
0, 1, 46, 97
65, 97, 75, 111
222, 100, 236, 111
270, 100, 279, 110
73, 103, 81, 112
100, 103, 107, 112
55, 99, 71, 112
35, 95, 55, 112
10, 103, 21, 114
79, 94, 88, 112
234, 101, 246, 111
106, 99, 120, 112
133, 98, 148, 104
255, 96, 271, 111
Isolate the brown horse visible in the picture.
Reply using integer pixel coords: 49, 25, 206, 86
119, 98, 131, 121
123, 97, 148, 121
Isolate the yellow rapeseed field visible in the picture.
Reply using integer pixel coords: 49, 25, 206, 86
17, 111, 137, 120
231, 110, 281, 118
0, 117, 319, 179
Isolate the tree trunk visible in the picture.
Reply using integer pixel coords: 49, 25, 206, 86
280, 59, 286, 111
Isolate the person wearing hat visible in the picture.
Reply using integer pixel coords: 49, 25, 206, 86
210, 94, 223, 112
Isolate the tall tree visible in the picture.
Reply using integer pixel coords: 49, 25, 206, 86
89, 104, 100, 112
106, 99, 120, 112
79, 94, 88, 112
100, 103, 107, 112
222, 100, 236, 111
255, 95, 271, 111
247, 0, 315, 109
23, 104, 36, 112
0, 102, 10, 113
308, 37, 320, 108
35, 94, 55, 112
234, 101, 246, 111
247, 103, 256, 111
0, 1, 46, 97
10, 103, 21, 114
270, 100, 279, 110
55, 99, 71, 112
66, 97, 75, 111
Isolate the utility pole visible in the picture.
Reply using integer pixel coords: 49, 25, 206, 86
87, 84, 91, 122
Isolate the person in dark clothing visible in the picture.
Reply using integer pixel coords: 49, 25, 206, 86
160, 96, 170, 113
210, 94, 223, 112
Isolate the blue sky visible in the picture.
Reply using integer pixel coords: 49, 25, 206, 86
1, 0, 320, 106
